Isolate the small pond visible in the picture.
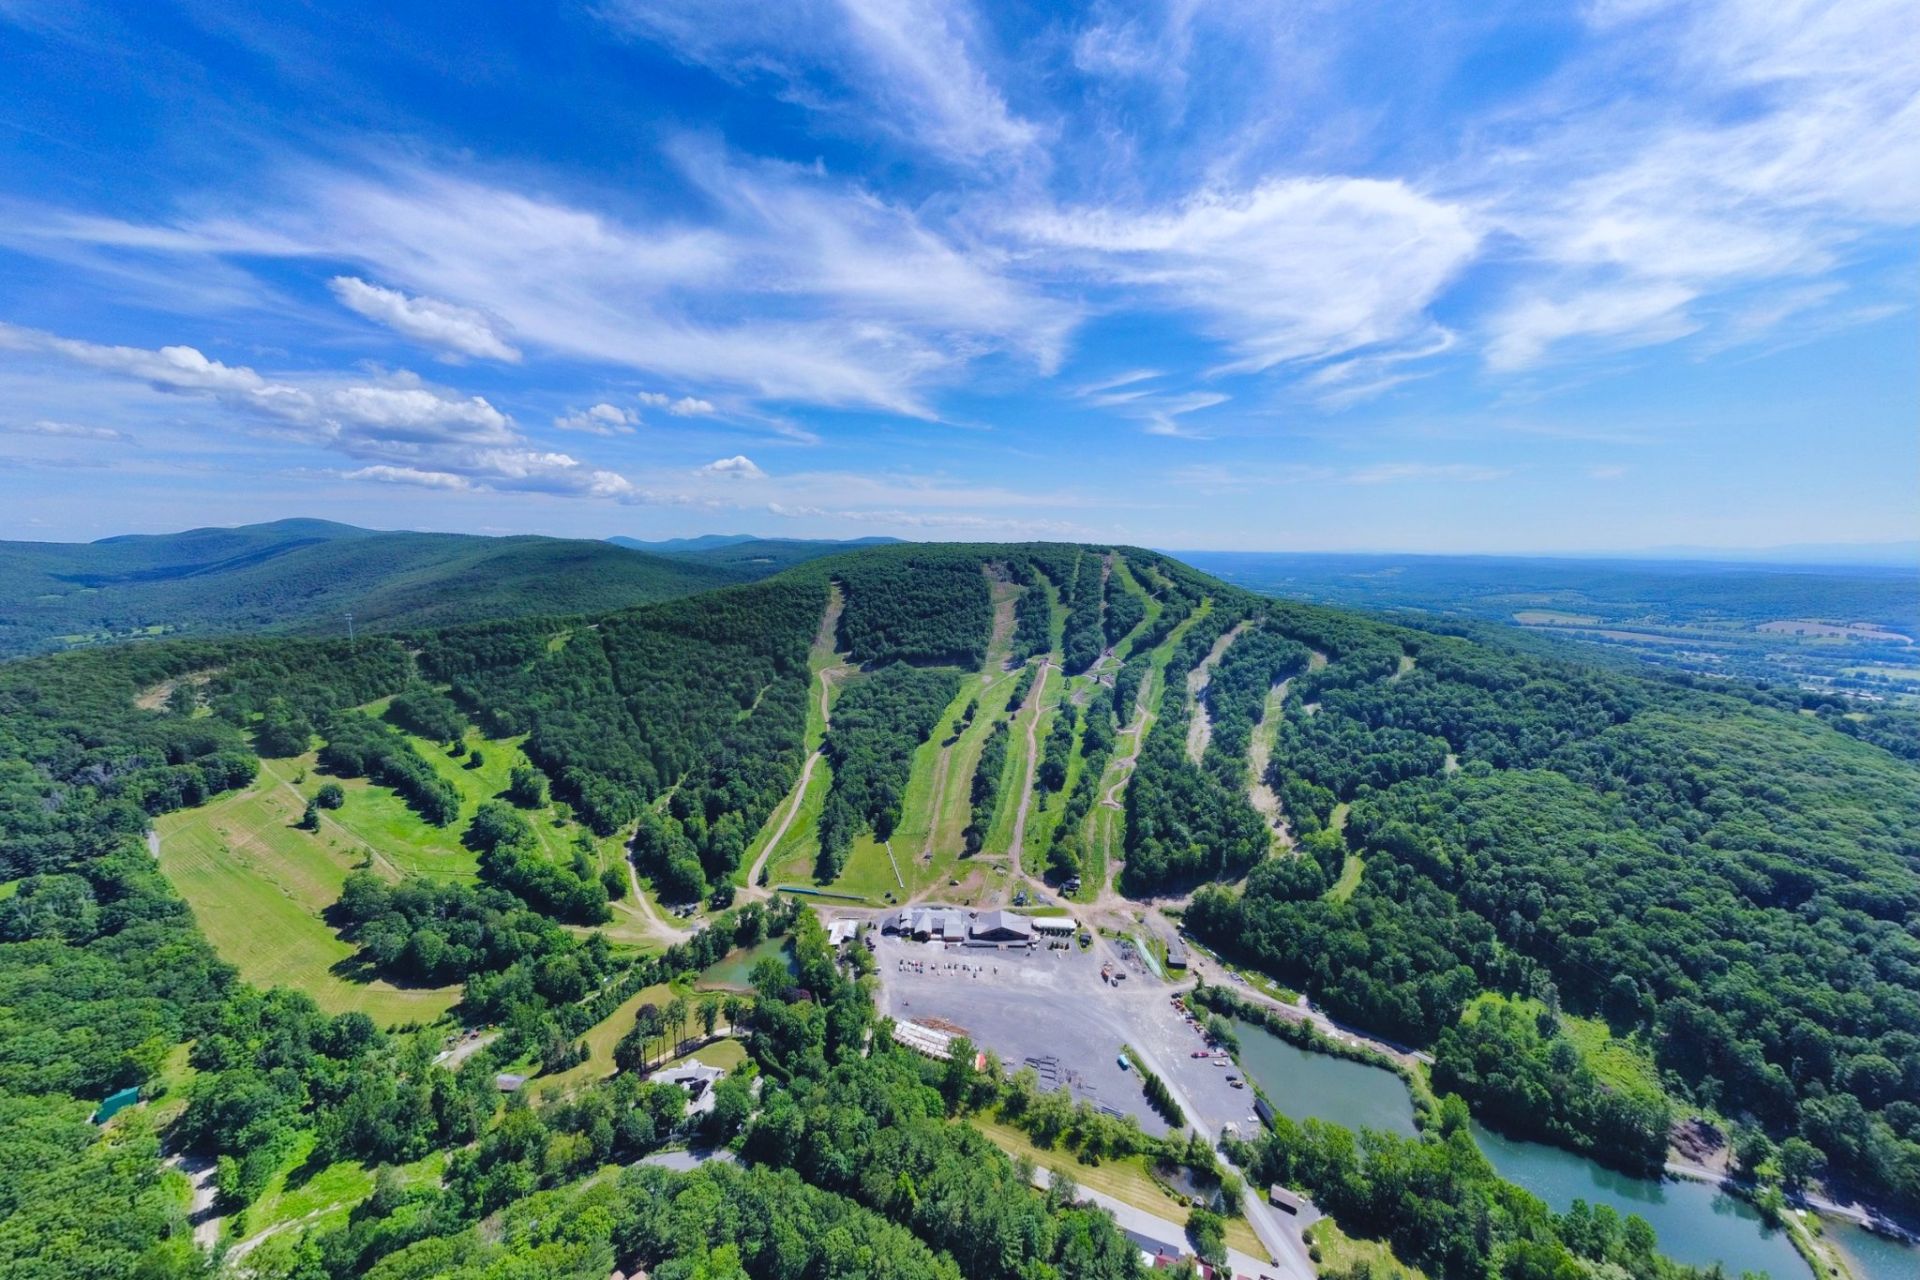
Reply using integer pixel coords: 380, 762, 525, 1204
698, 935, 795, 989
1233, 1019, 1419, 1139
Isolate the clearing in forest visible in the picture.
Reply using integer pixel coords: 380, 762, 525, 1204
155, 706, 647, 1017
1082, 600, 1207, 899
1246, 675, 1294, 848
826, 571, 1028, 901
154, 754, 461, 1024
1185, 619, 1249, 763
743, 584, 849, 894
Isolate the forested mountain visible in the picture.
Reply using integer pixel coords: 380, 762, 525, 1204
608, 533, 902, 574
1, 537, 1917, 1280
0, 519, 742, 658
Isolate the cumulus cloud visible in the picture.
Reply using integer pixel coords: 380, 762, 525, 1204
0, 321, 637, 499
698, 454, 766, 480
328, 276, 520, 362
555, 402, 638, 435
639, 391, 716, 417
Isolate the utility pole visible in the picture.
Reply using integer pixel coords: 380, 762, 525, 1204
345, 611, 355, 646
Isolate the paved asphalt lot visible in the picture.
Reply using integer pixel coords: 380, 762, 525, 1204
872, 935, 1263, 1140
868, 927, 1314, 1279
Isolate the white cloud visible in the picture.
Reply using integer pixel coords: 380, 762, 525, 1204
33, 152, 1072, 419
603, 0, 1037, 164
344, 465, 474, 490
328, 276, 520, 362
1476, 0, 1920, 365
1484, 283, 1699, 372
1023, 178, 1479, 374
555, 402, 637, 435
637, 391, 716, 417
698, 455, 767, 480
1, 418, 130, 441
0, 321, 635, 499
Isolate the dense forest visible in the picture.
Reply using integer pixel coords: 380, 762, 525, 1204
3, 536, 1918, 1280
1189, 598, 1920, 1213
1121, 601, 1276, 891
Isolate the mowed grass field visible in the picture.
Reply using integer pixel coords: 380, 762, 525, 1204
777, 571, 1038, 903
154, 753, 461, 1024
535, 980, 684, 1093
1075, 595, 1205, 899
155, 705, 648, 1023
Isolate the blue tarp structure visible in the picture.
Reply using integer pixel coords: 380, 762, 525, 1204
91, 1085, 140, 1124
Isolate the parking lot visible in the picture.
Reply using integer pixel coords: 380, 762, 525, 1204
871, 933, 1263, 1141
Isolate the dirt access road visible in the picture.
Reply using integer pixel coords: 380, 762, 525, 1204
742, 588, 850, 900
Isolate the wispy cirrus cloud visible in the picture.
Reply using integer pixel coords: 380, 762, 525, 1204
1021, 178, 1479, 375
0, 418, 131, 442
602, 0, 1039, 165
1473, 0, 1920, 367
14, 151, 1072, 419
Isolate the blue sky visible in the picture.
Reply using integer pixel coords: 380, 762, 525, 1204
0, 0, 1914, 551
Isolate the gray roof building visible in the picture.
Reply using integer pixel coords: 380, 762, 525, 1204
970, 909, 1035, 942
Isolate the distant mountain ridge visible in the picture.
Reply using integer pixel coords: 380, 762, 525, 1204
0, 519, 743, 659
608, 532, 902, 553
608, 533, 904, 572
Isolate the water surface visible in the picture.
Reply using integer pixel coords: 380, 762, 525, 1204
1230, 1018, 1811, 1278
698, 935, 794, 989
1822, 1217, 1917, 1280
1470, 1122, 1807, 1279
1232, 1019, 1419, 1138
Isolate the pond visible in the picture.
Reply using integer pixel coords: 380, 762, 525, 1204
1231, 1019, 1812, 1278
1822, 1218, 1918, 1280
1233, 1019, 1419, 1138
698, 935, 794, 989
1469, 1122, 1807, 1280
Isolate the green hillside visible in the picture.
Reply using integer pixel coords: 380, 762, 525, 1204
2, 539, 1917, 1280
0, 519, 743, 657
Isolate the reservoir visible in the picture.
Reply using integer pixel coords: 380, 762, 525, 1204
1232, 1019, 1813, 1279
